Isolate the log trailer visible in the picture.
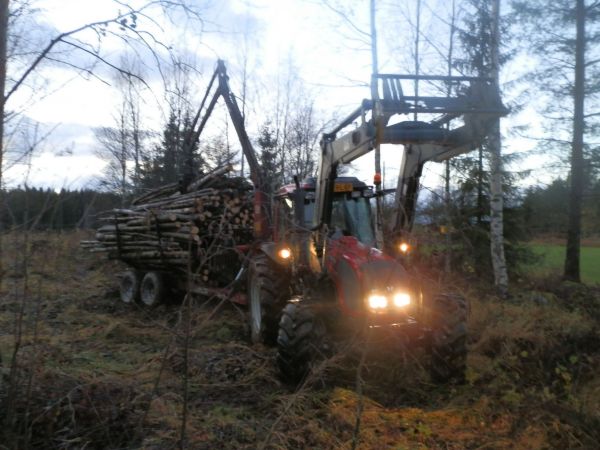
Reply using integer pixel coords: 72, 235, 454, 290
98, 60, 505, 384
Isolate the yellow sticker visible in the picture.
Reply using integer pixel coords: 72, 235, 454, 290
334, 183, 353, 192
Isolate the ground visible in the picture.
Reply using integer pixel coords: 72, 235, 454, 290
529, 237, 600, 284
0, 231, 599, 449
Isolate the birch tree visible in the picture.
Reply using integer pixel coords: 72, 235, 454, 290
94, 107, 132, 205
488, 0, 508, 295
458, 0, 508, 294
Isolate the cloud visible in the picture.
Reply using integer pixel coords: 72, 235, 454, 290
5, 151, 106, 190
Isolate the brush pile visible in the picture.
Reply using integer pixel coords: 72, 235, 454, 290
80, 166, 255, 285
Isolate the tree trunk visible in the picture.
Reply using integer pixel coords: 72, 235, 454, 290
120, 110, 128, 206
0, 0, 9, 286
444, 160, 451, 273
489, 0, 508, 296
444, 0, 456, 274
0, 0, 7, 190
477, 146, 483, 225
488, 121, 508, 295
564, 0, 586, 282
370, 0, 384, 249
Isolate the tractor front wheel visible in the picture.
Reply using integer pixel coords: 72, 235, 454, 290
248, 255, 287, 345
277, 301, 327, 384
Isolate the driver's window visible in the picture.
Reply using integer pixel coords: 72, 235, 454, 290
330, 198, 348, 234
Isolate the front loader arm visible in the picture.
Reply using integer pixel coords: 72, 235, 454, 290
315, 103, 376, 232
313, 74, 506, 259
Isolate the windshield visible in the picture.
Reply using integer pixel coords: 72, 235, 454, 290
329, 195, 375, 247
289, 193, 375, 247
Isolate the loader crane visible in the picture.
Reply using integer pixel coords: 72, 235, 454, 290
182, 59, 269, 242
100, 60, 273, 308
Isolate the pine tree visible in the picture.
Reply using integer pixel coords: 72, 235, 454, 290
139, 110, 203, 189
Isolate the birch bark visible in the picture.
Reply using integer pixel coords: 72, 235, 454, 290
489, 0, 508, 295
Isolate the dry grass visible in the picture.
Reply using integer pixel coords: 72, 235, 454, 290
0, 231, 599, 449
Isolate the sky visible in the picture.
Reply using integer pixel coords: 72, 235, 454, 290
3, 0, 556, 192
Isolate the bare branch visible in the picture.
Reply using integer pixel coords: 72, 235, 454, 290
43, 56, 111, 86
318, 0, 371, 39
4, 0, 196, 102
60, 39, 150, 90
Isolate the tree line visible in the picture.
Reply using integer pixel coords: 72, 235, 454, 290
0, 187, 120, 230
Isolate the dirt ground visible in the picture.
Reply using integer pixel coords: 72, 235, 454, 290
1, 231, 599, 449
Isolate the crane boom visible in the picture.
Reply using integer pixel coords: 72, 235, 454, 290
183, 60, 268, 239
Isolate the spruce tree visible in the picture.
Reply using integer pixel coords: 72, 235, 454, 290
257, 124, 281, 195
512, 0, 600, 282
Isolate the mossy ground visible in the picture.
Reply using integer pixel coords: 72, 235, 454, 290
1, 231, 599, 449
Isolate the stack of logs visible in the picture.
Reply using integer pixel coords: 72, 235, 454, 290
81, 166, 255, 285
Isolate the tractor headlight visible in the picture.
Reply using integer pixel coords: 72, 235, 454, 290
367, 294, 388, 309
278, 247, 292, 259
393, 292, 411, 307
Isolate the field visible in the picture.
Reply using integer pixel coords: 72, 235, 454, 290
1, 232, 600, 449
529, 242, 600, 284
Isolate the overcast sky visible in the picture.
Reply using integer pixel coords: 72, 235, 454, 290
4, 0, 552, 192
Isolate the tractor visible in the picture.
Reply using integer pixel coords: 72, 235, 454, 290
244, 72, 506, 383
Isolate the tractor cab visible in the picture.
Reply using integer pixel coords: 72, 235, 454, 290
272, 176, 418, 321
274, 177, 376, 247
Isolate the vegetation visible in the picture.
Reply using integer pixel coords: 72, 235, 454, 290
0, 188, 121, 229
0, 232, 598, 449
528, 243, 600, 284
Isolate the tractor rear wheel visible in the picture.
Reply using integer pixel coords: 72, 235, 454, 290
120, 270, 141, 304
277, 302, 326, 384
248, 255, 288, 345
140, 271, 166, 307
429, 293, 467, 383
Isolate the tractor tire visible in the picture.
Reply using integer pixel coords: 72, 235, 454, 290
140, 271, 166, 307
247, 254, 288, 345
429, 293, 468, 383
120, 270, 141, 304
277, 302, 326, 384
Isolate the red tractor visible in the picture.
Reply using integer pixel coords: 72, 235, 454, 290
243, 73, 505, 384
248, 174, 469, 383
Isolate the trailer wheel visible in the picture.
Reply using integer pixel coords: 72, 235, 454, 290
429, 293, 467, 383
277, 302, 326, 384
140, 271, 166, 307
248, 255, 287, 345
120, 270, 141, 304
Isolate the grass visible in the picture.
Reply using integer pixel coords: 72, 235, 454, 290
529, 243, 600, 284
1, 231, 600, 448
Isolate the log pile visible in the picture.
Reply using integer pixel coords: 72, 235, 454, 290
81, 167, 255, 286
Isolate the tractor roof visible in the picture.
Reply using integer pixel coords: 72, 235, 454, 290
276, 177, 369, 197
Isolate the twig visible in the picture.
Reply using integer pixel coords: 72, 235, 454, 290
351, 328, 370, 450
